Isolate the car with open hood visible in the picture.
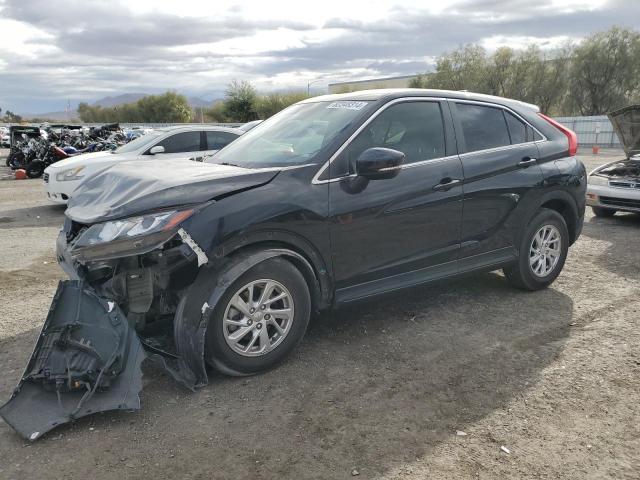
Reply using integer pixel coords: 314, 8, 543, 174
0, 89, 586, 441
43, 125, 242, 204
586, 105, 640, 216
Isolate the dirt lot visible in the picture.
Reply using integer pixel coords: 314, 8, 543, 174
0, 149, 638, 479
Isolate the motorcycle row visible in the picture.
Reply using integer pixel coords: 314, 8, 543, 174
5, 123, 140, 178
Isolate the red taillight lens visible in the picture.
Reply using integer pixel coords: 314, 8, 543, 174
538, 113, 578, 156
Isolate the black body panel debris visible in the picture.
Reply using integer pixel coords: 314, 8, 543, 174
0, 281, 145, 441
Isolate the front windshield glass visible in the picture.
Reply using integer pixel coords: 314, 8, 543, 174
213, 101, 372, 168
114, 131, 163, 154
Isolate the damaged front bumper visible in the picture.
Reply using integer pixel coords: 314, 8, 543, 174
0, 281, 145, 441
1, 223, 211, 441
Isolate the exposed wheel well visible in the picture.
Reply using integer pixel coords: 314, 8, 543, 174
540, 199, 577, 244
224, 240, 330, 311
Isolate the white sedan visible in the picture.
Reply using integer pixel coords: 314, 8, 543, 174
44, 125, 241, 204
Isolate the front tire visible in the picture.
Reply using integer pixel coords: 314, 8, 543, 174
592, 206, 616, 217
25, 161, 45, 178
504, 208, 569, 291
205, 257, 311, 376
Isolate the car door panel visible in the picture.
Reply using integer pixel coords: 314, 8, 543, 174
451, 101, 544, 259
328, 100, 463, 294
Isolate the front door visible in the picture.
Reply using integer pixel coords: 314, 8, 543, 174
327, 99, 464, 302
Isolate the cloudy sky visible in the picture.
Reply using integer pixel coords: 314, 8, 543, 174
0, 0, 637, 113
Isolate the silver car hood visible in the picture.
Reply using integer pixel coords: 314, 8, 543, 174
608, 105, 640, 158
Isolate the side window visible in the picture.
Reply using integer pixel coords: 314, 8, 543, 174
456, 103, 511, 152
505, 111, 529, 144
206, 131, 238, 150
504, 111, 542, 144
338, 101, 446, 175
154, 131, 202, 154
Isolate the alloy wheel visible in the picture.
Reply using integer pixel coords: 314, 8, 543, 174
222, 279, 294, 357
529, 224, 562, 277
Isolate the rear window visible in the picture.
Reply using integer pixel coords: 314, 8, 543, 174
456, 103, 510, 152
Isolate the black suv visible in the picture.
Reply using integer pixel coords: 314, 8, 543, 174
1, 89, 586, 440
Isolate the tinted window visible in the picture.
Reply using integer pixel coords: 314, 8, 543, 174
457, 104, 510, 152
505, 111, 529, 144
206, 131, 239, 150
154, 131, 201, 154
339, 101, 446, 174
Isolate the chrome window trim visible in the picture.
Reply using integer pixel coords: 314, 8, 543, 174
452, 98, 548, 145
311, 96, 548, 185
311, 97, 447, 185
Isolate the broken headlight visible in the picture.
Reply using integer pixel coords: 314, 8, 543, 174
70, 209, 194, 262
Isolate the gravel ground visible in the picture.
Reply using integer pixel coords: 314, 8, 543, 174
0, 148, 638, 480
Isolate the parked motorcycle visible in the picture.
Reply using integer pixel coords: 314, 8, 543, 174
7, 124, 130, 178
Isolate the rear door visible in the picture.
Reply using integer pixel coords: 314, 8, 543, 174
451, 101, 544, 262
328, 99, 464, 301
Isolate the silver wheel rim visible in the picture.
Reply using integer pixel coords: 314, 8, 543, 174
222, 279, 294, 357
529, 224, 562, 278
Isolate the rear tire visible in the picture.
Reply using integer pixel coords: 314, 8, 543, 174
204, 257, 311, 376
504, 208, 569, 291
592, 206, 616, 217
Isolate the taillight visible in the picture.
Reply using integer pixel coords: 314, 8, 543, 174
538, 113, 578, 156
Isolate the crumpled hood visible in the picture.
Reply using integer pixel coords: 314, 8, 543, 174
608, 105, 640, 158
65, 159, 280, 224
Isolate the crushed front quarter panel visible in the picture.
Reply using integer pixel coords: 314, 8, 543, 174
0, 280, 145, 441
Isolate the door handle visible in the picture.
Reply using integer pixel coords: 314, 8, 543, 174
433, 178, 462, 191
518, 157, 537, 168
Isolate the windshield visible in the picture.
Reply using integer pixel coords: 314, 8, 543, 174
114, 131, 163, 154
213, 101, 371, 168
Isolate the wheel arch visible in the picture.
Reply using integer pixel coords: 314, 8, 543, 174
537, 191, 580, 245
210, 230, 333, 311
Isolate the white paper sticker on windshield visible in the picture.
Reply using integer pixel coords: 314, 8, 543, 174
326, 101, 368, 111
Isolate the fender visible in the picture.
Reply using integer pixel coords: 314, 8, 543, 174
514, 188, 581, 247
173, 248, 323, 388
206, 228, 333, 309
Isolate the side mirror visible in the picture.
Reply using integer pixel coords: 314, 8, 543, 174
148, 145, 165, 155
355, 147, 404, 180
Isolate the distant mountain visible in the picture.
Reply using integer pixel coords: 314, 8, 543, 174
92, 93, 212, 109
92, 93, 148, 108
22, 93, 216, 120
21, 110, 79, 122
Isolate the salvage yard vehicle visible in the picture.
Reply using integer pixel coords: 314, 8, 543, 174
587, 105, 640, 216
43, 125, 243, 204
0, 89, 586, 440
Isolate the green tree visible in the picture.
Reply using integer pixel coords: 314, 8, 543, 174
255, 91, 309, 119
566, 27, 640, 115
4, 110, 22, 123
223, 80, 258, 122
77, 92, 192, 123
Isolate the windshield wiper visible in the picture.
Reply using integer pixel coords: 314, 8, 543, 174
218, 162, 243, 168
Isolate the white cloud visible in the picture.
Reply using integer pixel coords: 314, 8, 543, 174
0, 0, 634, 113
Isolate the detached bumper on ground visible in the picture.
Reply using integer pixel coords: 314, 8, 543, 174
0, 224, 212, 440
0, 281, 145, 441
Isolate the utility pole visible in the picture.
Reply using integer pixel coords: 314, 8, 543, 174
307, 79, 324, 96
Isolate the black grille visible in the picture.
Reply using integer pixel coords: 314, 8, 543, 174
609, 180, 640, 189
43, 173, 49, 183
600, 196, 640, 209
